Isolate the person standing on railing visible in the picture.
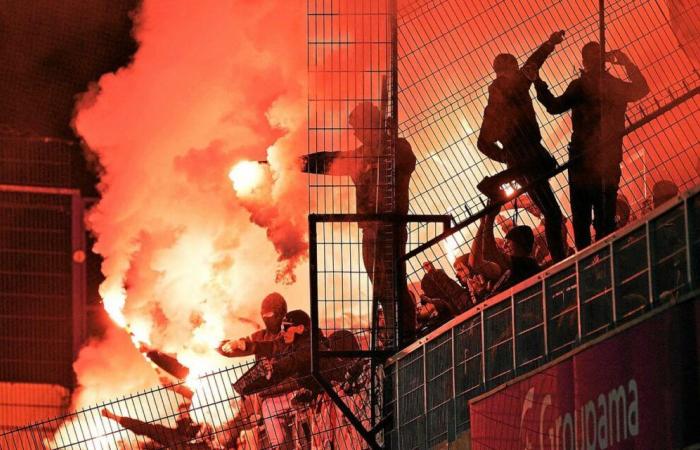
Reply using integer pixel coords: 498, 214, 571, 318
301, 101, 418, 347
477, 30, 567, 264
535, 43, 650, 250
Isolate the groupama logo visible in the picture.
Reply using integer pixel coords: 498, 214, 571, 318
519, 379, 639, 450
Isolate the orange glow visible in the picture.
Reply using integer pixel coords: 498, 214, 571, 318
101, 287, 127, 329
229, 160, 266, 196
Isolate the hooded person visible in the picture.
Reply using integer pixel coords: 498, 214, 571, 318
218, 292, 288, 359
235, 309, 315, 450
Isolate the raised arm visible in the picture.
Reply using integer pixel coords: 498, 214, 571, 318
522, 30, 565, 73
301, 150, 359, 177
469, 205, 506, 280
609, 51, 650, 102
535, 78, 580, 114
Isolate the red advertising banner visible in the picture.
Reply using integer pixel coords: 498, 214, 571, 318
470, 304, 697, 450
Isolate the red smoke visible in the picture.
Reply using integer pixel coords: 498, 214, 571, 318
67, 0, 309, 415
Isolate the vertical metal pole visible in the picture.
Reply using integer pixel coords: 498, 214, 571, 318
575, 260, 583, 342
422, 345, 428, 449
610, 242, 618, 325
309, 216, 319, 375
541, 279, 549, 358
599, 0, 607, 238
646, 222, 655, 306
683, 198, 693, 290
480, 310, 487, 387
510, 296, 517, 374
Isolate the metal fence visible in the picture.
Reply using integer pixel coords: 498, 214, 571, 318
1, 356, 375, 450
384, 186, 700, 449
398, 0, 700, 291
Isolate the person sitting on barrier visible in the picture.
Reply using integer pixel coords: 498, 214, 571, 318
477, 30, 567, 264
472, 203, 541, 294
301, 101, 417, 347
535, 43, 649, 250
217, 292, 287, 449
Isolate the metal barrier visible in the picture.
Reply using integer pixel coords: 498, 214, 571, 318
384, 185, 700, 449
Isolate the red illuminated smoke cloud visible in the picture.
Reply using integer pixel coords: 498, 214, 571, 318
70, 0, 309, 407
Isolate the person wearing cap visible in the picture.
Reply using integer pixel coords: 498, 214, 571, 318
536, 42, 649, 250
470, 202, 541, 295
218, 292, 288, 359
302, 101, 417, 347
477, 30, 567, 264
217, 292, 287, 448
241, 309, 316, 450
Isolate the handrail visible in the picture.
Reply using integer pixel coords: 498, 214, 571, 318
388, 183, 699, 365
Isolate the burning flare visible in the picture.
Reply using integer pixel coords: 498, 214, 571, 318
229, 160, 266, 196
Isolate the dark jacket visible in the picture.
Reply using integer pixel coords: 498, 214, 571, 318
302, 137, 416, 219
420, 269, 471, 312
535, 65, 649, 182
492, 255, 541, 293
478, 41, 557, 168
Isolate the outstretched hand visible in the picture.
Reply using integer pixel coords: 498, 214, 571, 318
549, 30, 565, 45
217, 338, 247, 356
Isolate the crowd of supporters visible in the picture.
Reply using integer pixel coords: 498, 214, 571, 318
102, 293, 369, 449
93, 28, 699, 450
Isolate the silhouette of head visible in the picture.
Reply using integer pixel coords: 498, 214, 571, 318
349, 102, 384, 147
422, 261, 436, 273
505, 225, 535, 257
493, 53, 518, 76
282, 309, 311, 338
582, 42, 602, 72
652, 180, 679, 208
261, 292, 287, 333
615, 194, 632, 228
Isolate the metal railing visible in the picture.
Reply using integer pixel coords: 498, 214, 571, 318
383, 185, 700, 450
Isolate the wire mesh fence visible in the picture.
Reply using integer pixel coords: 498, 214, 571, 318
398, 0, 700, 290
1, 355, 376, 450
3, 1, 700, 448
385, 186, 700, 449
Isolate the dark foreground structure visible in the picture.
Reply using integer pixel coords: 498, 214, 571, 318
2, 0, 700, 448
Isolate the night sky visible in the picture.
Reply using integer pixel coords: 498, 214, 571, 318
0, 0, 139, 192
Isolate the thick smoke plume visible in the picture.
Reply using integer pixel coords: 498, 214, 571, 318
68, 0, 308, 413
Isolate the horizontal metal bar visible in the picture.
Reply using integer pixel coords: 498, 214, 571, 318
388, 185, 700, 366
309, 213, 452, 224
318, 350, 395, 358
